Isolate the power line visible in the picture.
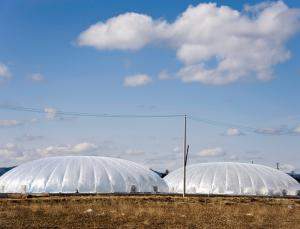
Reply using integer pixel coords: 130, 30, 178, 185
188, 116, 256, 132
188, 116, 297, 136
0, 105, 185, 118
0, 104, 296, 136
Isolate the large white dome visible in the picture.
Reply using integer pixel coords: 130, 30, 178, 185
0, 156, 168, 194
165, 162, 300, 196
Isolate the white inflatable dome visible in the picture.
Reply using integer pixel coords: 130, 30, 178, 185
0, 156, 168, 194
165, 162, 300, 196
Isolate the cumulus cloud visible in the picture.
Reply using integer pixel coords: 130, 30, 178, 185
0, 119, 21, 127
123, 74, 152, 87
29, 73, 45, 82
71, 142, 98, 153
0, 143, 23, 158
0, 142, 99, 167
78, 1, 300, 85
77, 13, 166, 50
223, 128, 244, 136
37, 142, 98, 157
0, 63, 11, 81
0, 118, 39, 128
199, 147, 226, 157
44, 107, 57, 120
0, 143, 25, 166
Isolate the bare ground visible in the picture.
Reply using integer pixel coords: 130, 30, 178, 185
0, 195, 299, 228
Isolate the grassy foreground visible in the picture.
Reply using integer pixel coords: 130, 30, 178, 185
0, 195, 299, 228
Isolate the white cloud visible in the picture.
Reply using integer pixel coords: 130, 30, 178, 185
0, 143, 24, 166
44, 107, 57, 120
125, 149, 145, 155
78, 1, 300, 85
72, 142, 98, 153
77, 13, 166, 50
29, 73, 45, 82
199, 147, 226, 157
224, 128, 244, 136
0, 63, 11, 81
158, 70, 174, 80
0, 120, 21, 127
124, 74, 152, 87
0, 142, 99, 167
293, 126, 300, 134
37, 142, 98, 157
0, 118, 40, 128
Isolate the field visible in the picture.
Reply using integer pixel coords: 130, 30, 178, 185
0, 194, 299, 228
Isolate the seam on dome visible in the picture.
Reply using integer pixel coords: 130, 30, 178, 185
210, 165, 219, 194
28, 159, 58, 193
257, 166, 277, 194
125, 160, 152, 180
259, 166, 284, 194
93, 157, 109, 193
275, 170, 296, 187
0, 163, 32, 192
107, 158, 130, 192
44, 160, 63, 192
247, 165, 263, 195
198, 166, 213, 194
60, 158, 72, 193
189, 166, 203, 193
119, 160, 145, 191
117, 160, 144, 188
17, 161, 45, 192
123, 160, 155, 191
98, 158, 113, 193
251, 165, 269, 195
269, 166, 293, 187
225, 164, 228, 192
0, 163, 26, 184
244, 164, 255, 195
90, 157, 98, 193
77, 158, 85, 192
231, 164, 242, 195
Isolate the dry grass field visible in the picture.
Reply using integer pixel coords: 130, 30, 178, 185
0, 195, 299, 228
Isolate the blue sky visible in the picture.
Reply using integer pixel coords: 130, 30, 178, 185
0, 0, 300, 172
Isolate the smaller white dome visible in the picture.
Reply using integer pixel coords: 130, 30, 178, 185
0, 156, 169, 194
165, 162, 300, 196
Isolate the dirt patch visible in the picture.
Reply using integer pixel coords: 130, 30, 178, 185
0, 195, 299, 228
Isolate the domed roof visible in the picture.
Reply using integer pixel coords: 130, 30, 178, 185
164, 162, 300, 196
0, 156, 168, 194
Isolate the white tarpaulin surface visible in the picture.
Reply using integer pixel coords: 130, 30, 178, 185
0, 156, 168, 194
164, 162, 300, 196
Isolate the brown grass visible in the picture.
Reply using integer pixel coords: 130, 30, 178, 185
0, 195, 299, 228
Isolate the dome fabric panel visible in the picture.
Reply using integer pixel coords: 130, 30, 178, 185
0, 156, 169, 194
164, 162, 300, 196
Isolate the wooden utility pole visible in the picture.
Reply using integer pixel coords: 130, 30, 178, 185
183, 114, 187, 197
